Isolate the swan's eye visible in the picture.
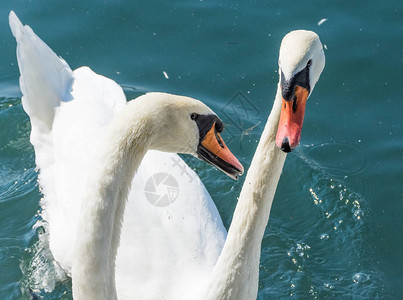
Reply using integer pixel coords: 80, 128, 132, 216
215, 120, 224, 133
307, 59, 312, 68
190, 113, 198, 120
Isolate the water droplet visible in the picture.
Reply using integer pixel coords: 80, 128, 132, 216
330, 275, 343, 281
353, 273, 369, 283
272, 273, 291, 283
320, 233, 329, 240
324, 283, 334, 290
353, 209, 364, 220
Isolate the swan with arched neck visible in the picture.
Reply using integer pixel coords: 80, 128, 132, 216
203, 29, 325, 300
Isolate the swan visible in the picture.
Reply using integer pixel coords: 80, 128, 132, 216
10, 11, 325, 300
9, 11, 244, 299
202, 29, 325, 299
70, 90, 246, 299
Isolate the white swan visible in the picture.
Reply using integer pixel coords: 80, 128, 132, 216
70, 90, 246, 299
202, 30, 325, 299
10, 11, 325, 300
9, 11, 244, 299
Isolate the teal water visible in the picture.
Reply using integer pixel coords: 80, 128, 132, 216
0, 0, 402, 299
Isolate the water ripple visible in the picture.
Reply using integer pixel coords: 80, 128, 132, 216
302, 142, 368, 178
258, 142, 385, 299
19, 221, 71, 299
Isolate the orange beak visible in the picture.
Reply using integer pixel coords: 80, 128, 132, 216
276, 85, 309, 152
198, 123, 244, 180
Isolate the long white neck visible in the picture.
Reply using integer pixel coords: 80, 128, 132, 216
204, 83, 287, 300
71, 101, 153, 299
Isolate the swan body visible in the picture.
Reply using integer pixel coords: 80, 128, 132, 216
10, 10, 325, 299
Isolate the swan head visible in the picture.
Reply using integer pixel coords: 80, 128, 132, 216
139, 93, 244, 180
276, 30, 325, 152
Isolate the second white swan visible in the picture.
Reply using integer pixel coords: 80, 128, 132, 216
203, 29, 325, 300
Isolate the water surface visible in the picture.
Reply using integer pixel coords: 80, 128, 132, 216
0, 0, 402, 299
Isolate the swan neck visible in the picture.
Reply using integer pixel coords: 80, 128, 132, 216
205, 83, 287, 299
72, 102, 153, 299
